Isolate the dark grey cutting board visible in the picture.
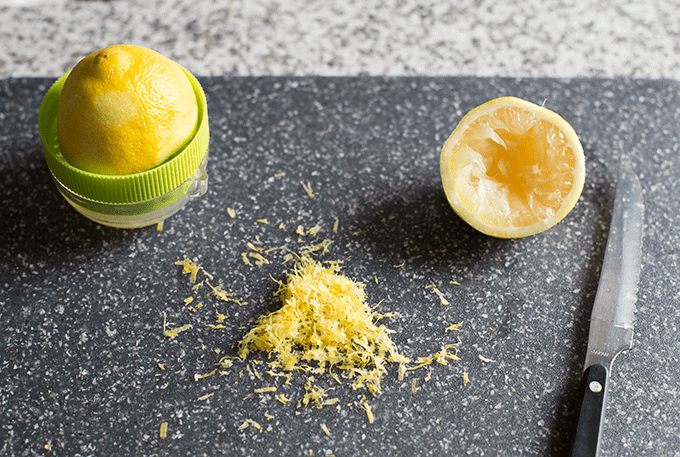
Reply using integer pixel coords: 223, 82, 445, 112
1, 76, 679, 456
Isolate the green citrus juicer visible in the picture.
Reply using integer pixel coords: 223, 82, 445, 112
38, 67, 209, 229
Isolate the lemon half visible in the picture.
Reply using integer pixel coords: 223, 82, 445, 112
440, 96, 585, 238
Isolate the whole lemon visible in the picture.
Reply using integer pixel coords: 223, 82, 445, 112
57, 44, 198, 175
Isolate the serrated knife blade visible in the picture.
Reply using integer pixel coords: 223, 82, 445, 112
569, 158, 644, 457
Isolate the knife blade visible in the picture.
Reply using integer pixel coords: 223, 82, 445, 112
569, 158, 644, 457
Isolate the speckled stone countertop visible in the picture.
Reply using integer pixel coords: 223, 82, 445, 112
1, 0, 680, 79
2, 75, 680, 456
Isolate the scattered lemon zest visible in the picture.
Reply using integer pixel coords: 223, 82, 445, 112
299, 239, 334, 257
479, 355, 496, 363
238, 419, 262, 432
393, 261, 405, 268
411, 345, 461, 369
411, 379, 420, 393
301, 181, 315, 198
44, 444, 52, 451
247, 242, 264, 252
296, 225, 306, 236
249, 252, 270, 265
257, 219, 269, 224
254, 386, 277, 394
197, 392, 215, 401
332, 219, 339, 233
445, 321, 464, 332
320, 423, 331, 436
276, 393, 291, 404
267, 371, 293, 385
301, 377, 333, 409
215, 313, 228, 323
162, 313, 193, 339
158, 363, 165, 371
195, 369, 217, 381
398, 363, 407, 381
175, 258, 213, 284
424, 368, 432, 382
462, 372, 470, 385
156, 221, 164, 231
307, 225, 322, 237
426, 282, 450, 306
450, 280, 460, 285
227, 207, 236, 218
217, 357, 234, 370
159, 422, 168, 438
264, 412, 275, 420
360, 401, 375, 424
275, 172, 286, 178
241, 252, 252, 265
205, 281, 246, 305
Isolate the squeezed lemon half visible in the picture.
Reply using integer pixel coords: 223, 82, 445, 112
440, 96, 585, 238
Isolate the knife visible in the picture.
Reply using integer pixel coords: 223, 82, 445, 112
569, 158, 644, 457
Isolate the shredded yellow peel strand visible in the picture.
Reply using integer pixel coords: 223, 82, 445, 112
162, 313, 192, 339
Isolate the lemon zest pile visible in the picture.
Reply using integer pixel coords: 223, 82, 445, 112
237, 256, 409, 396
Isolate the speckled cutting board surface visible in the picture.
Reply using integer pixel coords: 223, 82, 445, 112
1, 76, 679, 457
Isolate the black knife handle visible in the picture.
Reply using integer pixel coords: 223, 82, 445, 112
569, 363, 609, 457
